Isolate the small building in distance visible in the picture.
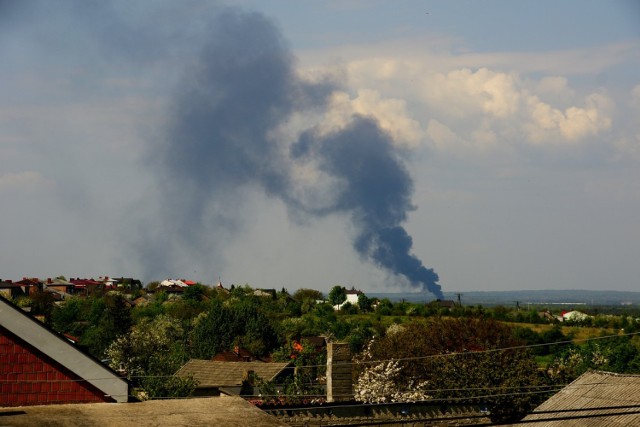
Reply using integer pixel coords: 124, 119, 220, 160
334, 289, 363, 310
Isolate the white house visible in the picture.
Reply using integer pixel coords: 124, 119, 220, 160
333, 289, 363, 310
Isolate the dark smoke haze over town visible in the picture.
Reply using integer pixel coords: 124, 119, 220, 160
148, 10, 442, 298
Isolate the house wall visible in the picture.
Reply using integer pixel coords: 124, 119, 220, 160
0, 327, 109, 406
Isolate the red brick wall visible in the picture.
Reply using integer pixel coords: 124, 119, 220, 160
0, 327, 110, 406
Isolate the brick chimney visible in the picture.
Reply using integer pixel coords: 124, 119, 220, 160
326, 342, 352, 402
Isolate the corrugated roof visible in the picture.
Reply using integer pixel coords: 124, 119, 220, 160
175, 360, 293, 388
513, 371, 640, 426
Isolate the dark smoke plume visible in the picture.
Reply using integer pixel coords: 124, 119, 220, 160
153, 8, 442, 297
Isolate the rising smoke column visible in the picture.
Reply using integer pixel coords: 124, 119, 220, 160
292, 119, 442, 298
154, 8, 442, 297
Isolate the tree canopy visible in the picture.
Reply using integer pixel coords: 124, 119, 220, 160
356, 318, 547, 423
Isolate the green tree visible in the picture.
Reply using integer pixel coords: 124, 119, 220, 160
357, 318, 546, 423
29, 290, 56, 322
292, 288, 323, 303
189, 298, 279, 359
106, 315, 195, 398
79, 294, 132, 358
189, 300, 235, 359
183, 283, 209, 302
51, 296, 87, 336
357, 293, 372, 312
328, 285, 346, 306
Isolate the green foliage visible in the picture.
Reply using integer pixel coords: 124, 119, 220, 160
182, 283, 209, 302
106, 314, 194, 398
292, 288, 323, 303
145, 281, 161, 292
80, 294, 132, 358
52, 297, 88, 336
512, 326, 544, 355
546, 335, 640, 384
357, 293, 372, 312
139, 376, 198, 399
131, 298, 166, 321
540, 326, 570, 356
347, 324, 374, 354
340, 301, 359, 315
328, 285, 346, 306
265, 338, 326, 404
189, 300, 235, 359
29, 290, 55, 321
13, 296, 32, 308
359, 318, 546, 423
375, 298, 393, 316
189, 297, 279, 359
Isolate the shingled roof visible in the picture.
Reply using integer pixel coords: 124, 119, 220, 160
175, 360, 293, 387
513, 370, 640, 426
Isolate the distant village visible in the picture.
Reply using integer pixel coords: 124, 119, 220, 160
0, 275, 618, 324
0, 275, 367, 312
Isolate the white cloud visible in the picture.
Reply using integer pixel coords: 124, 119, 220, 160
421, 68, 521, 119
321, 89, 424, 148
526, 92, 612, 142
534, 76, 575, 105
321, 60, 617, 151
299, 37, 637, 157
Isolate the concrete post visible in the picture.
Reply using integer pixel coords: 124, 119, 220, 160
326, 342, 352, 402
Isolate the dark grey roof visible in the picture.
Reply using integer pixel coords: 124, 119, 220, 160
515, 370, 640, 426
175, 360, 293, 388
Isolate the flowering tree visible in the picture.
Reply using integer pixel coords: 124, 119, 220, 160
354, 338, 431, 403
354, 318, 546, 423
106, 314, 196, 398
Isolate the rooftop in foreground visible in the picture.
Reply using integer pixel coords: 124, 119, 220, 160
0, 396, 289, 427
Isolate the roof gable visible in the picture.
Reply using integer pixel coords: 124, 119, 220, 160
176, 360, 293, 387
0, 296, 129, 402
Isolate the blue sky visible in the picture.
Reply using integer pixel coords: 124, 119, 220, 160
1, 1, 639, 294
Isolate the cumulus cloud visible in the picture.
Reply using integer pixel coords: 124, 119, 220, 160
322, 89, 424, 149
423, 68, 521, 119
534, 76, 575, 104
526, 92, 612, 142
303, 37, 632, 156
418, 68, 614, 147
